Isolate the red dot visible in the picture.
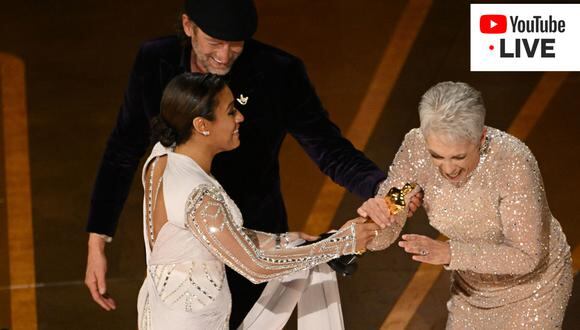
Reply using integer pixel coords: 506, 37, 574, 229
489, 45, 494, 50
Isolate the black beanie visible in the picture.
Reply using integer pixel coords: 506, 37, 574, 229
185, 0, 258, 41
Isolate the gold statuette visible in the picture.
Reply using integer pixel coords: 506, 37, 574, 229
366, 183, 420, 251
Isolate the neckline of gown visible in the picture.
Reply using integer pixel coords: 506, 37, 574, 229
166, 148, 221, 187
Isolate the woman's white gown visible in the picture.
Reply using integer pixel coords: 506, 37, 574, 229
137, 143, 353, 329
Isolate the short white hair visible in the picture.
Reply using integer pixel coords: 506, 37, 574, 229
419, 81, 486, 143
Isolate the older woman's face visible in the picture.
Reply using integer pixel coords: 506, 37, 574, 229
425, 133, 482, 185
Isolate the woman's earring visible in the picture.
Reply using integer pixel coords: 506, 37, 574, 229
479, 136, 489, 155
202, 131, 210, 136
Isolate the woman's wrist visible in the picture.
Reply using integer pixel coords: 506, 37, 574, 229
443, 240, 453, 269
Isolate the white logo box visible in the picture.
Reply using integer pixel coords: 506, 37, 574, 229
471, 4, 580, 71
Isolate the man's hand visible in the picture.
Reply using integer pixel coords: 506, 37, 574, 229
85, 233, 116, 311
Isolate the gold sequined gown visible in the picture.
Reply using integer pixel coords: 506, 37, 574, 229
137, 143, 356, 329
377, 127, 573, 329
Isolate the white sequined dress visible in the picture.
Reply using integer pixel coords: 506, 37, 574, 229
377, 127, 573, 329
136, 143, 356, 330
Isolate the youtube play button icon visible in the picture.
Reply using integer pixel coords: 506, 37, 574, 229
480, 14, 507, 33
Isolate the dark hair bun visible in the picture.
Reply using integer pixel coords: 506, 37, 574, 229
156, 73, 226, 146
151, 115, 177, 147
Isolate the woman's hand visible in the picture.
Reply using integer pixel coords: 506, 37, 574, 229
398, 234, 450, 265
341, 217, 381, 253
407, 191, 423, 217
357, 197, 393, 228
357, 192, 424, 228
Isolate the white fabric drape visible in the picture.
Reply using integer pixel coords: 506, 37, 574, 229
240, 263, 344, 330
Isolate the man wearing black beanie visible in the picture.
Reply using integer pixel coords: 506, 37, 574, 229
85, 0, 390, 327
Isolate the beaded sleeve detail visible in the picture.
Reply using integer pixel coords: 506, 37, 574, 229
185, 184, 356, 284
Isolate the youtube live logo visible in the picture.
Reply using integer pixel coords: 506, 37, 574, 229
471, 4, 580, 71
480, 15, 507, 34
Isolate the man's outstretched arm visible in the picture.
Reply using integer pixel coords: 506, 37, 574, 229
85, 45, 152, 310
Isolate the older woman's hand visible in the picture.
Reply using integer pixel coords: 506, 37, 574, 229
408, 191, 423, 217
398, 234, 450, 265
357, 191, 424, 228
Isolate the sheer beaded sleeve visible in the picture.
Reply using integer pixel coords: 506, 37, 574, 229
185, 184, 357, 284
369, 130, 424, 250
240, 229, 300, 251
446, 146, 547, 275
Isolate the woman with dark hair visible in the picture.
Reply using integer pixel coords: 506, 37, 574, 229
137, 72, 379, 329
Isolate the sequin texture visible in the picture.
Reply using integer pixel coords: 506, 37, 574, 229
379, 127, 573, 329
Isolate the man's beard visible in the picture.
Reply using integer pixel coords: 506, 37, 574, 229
192, 45, 234, 75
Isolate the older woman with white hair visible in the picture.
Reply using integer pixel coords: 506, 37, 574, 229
359, 81, 573, 329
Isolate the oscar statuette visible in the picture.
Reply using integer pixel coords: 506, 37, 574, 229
366, 183, 420, 251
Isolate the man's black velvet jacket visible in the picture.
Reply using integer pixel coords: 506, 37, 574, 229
87, 36, 386, 237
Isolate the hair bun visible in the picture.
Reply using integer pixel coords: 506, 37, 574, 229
151, 115, 177, 147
